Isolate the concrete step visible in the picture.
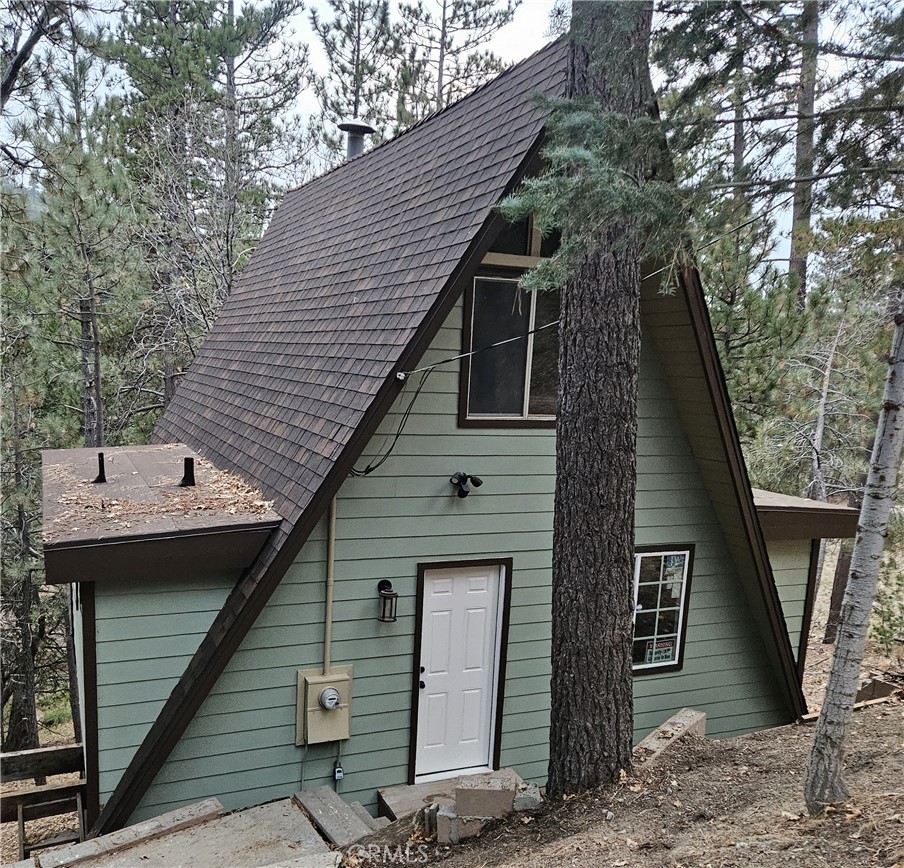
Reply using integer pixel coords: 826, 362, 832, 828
30, 799, 331, 868
293, 786, 374, 847
258, 856, 341, 868
377, 779, 458, 821
378, 768, 526, 822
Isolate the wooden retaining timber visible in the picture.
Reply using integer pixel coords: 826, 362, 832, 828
1, 745, 83, 781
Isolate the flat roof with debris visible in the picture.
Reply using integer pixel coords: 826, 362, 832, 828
41, 444, 282, 584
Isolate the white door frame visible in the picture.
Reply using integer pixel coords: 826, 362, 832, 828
410, 558, 511, 784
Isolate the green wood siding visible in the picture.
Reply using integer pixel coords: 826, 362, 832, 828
115, 296, 789, 823
766, 539, 813, 661
93, 574, 235, 802
641, 280, 797, 709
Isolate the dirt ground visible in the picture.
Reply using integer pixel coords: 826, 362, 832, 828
406, 700, 902, 868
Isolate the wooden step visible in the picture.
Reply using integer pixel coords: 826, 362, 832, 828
24, 828, 80, 856
293, 787, 374, 847
348, 801, 390, 831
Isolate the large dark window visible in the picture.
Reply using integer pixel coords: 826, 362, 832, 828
466, 277, 559, 420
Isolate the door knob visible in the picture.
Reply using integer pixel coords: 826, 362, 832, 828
419, 680, 425, 689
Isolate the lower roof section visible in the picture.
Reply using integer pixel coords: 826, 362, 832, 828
41, 444, 282, 585
753, 488, 859, 541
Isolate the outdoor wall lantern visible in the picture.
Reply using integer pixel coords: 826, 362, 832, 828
450, 471, 483, 498
377, 580, 398, 623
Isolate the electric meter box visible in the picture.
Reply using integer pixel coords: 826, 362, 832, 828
296, 665, 352, 745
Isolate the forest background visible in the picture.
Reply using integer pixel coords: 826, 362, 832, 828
1, 0, 902, 754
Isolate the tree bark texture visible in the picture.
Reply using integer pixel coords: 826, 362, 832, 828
79, 297, 103, 447
823, 539, 852, 643
790, 0, 818, 309
2, 568, 40, 753
804, 300, 904, 812
547, 0, 654, 798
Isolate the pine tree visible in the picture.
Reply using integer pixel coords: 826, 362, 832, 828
396, 0, 518, 119
108, 0, 311, 386
789, 0, 818, 307
804, 288, 904, 812
311, 0, 398, 160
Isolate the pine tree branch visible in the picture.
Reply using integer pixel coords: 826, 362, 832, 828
0, 143, 31, 169
671, 104, 904, 127
1, 4, 64, 111
705, 167, 904, 190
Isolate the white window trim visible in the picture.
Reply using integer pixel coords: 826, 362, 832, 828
632, 548, 692, 671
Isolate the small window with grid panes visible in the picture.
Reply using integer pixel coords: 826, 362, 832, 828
632, 548, 693, 671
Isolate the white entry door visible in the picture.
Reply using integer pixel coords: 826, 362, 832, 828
415, 563, 505, 781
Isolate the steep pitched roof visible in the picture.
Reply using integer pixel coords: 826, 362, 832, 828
154, 40, 567, 530
95, 40, 567, 835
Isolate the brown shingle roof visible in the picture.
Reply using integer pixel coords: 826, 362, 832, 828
153, 40, 567, 531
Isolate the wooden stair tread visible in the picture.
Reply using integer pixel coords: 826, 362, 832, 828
293, 787, 374, 847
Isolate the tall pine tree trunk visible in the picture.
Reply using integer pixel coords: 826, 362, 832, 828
804, 295, 904, 812
436, 0, 448, 109
547, 0, 653, 797
79, 294, 103, 448
2, 377, 41, 754
3, 543, 40, 754
790, 0, 818, 309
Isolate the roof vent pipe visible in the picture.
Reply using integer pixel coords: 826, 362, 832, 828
179, 457, 196, 487
337, 118, 376, 160
92, 452, 106, 484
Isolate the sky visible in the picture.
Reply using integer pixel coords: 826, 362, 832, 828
487, 0, 559, 61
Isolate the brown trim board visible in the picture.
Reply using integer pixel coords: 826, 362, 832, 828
797, 539, 821, 687
80, 581, 100, 827
679, 267, 806, 719
756, 508, 858, 541
90, 133, 549, 836
408, 557, 514, 785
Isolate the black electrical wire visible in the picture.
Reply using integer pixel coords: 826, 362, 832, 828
401, 193, 796, 379
349, 368, 433, 476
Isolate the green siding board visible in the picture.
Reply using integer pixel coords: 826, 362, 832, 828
95, 590, 232, 620
96, 302, 792, 822
96, 634, 214, 665
96, 612, 229, 642
766, 539, 813, 660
